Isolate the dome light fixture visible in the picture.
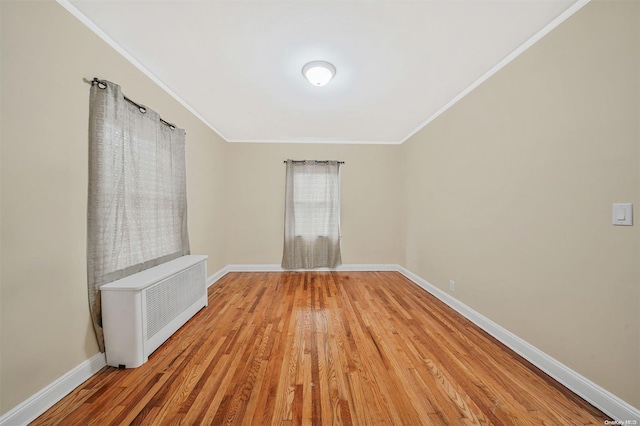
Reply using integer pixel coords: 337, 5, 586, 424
302, 61, 336, 87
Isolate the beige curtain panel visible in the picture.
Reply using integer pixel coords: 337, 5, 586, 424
282, 160, 342, 269
87, 80, 189, 351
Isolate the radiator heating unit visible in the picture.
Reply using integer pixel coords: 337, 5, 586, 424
101, 255, 208, 368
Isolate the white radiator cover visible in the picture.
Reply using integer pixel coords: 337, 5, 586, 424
101, 255, 208, 368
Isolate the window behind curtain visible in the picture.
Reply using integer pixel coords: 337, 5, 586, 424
87, 80, 190, 351
282, 160, 342, 269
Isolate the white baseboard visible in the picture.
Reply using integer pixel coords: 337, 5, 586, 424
396, 265, 640, 423
207, 264, 230, 287
226, 263, 400, 272
207, 263, 399, 287
6, 265, 637, 424
0, 352, 107, 426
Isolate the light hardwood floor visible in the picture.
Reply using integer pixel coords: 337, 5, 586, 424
32, 272, 610, 425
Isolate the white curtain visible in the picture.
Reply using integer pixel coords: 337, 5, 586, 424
88, 80, 189, 351
282, 160, 342, 269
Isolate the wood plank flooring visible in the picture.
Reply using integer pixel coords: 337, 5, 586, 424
32, 272, 610, 425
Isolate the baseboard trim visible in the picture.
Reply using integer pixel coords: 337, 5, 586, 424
396, 265, 640, 423
0, 352, 107, 426
226, 263, 400, 272
207, 265, 230, 287
207, 263, 399, 287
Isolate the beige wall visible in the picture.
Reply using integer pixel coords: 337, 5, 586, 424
401, 0, 639, 407
0, 0, 227, 414
225, 143, 403, 265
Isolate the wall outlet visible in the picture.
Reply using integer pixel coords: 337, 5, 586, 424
449, 280, 455, 291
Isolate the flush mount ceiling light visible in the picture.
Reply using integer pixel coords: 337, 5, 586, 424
302, 61, 336, 87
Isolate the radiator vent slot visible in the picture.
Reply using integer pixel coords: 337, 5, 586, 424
146, 261, 205, 339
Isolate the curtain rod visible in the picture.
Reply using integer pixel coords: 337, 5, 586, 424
90, 78, 178, 131
283, 160, 345, 164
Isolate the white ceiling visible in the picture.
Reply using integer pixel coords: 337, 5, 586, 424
61, 0, 585, 144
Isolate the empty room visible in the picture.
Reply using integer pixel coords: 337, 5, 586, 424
1, 0, 638, 424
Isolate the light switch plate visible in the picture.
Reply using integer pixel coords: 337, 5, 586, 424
612, 203, 633, 226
